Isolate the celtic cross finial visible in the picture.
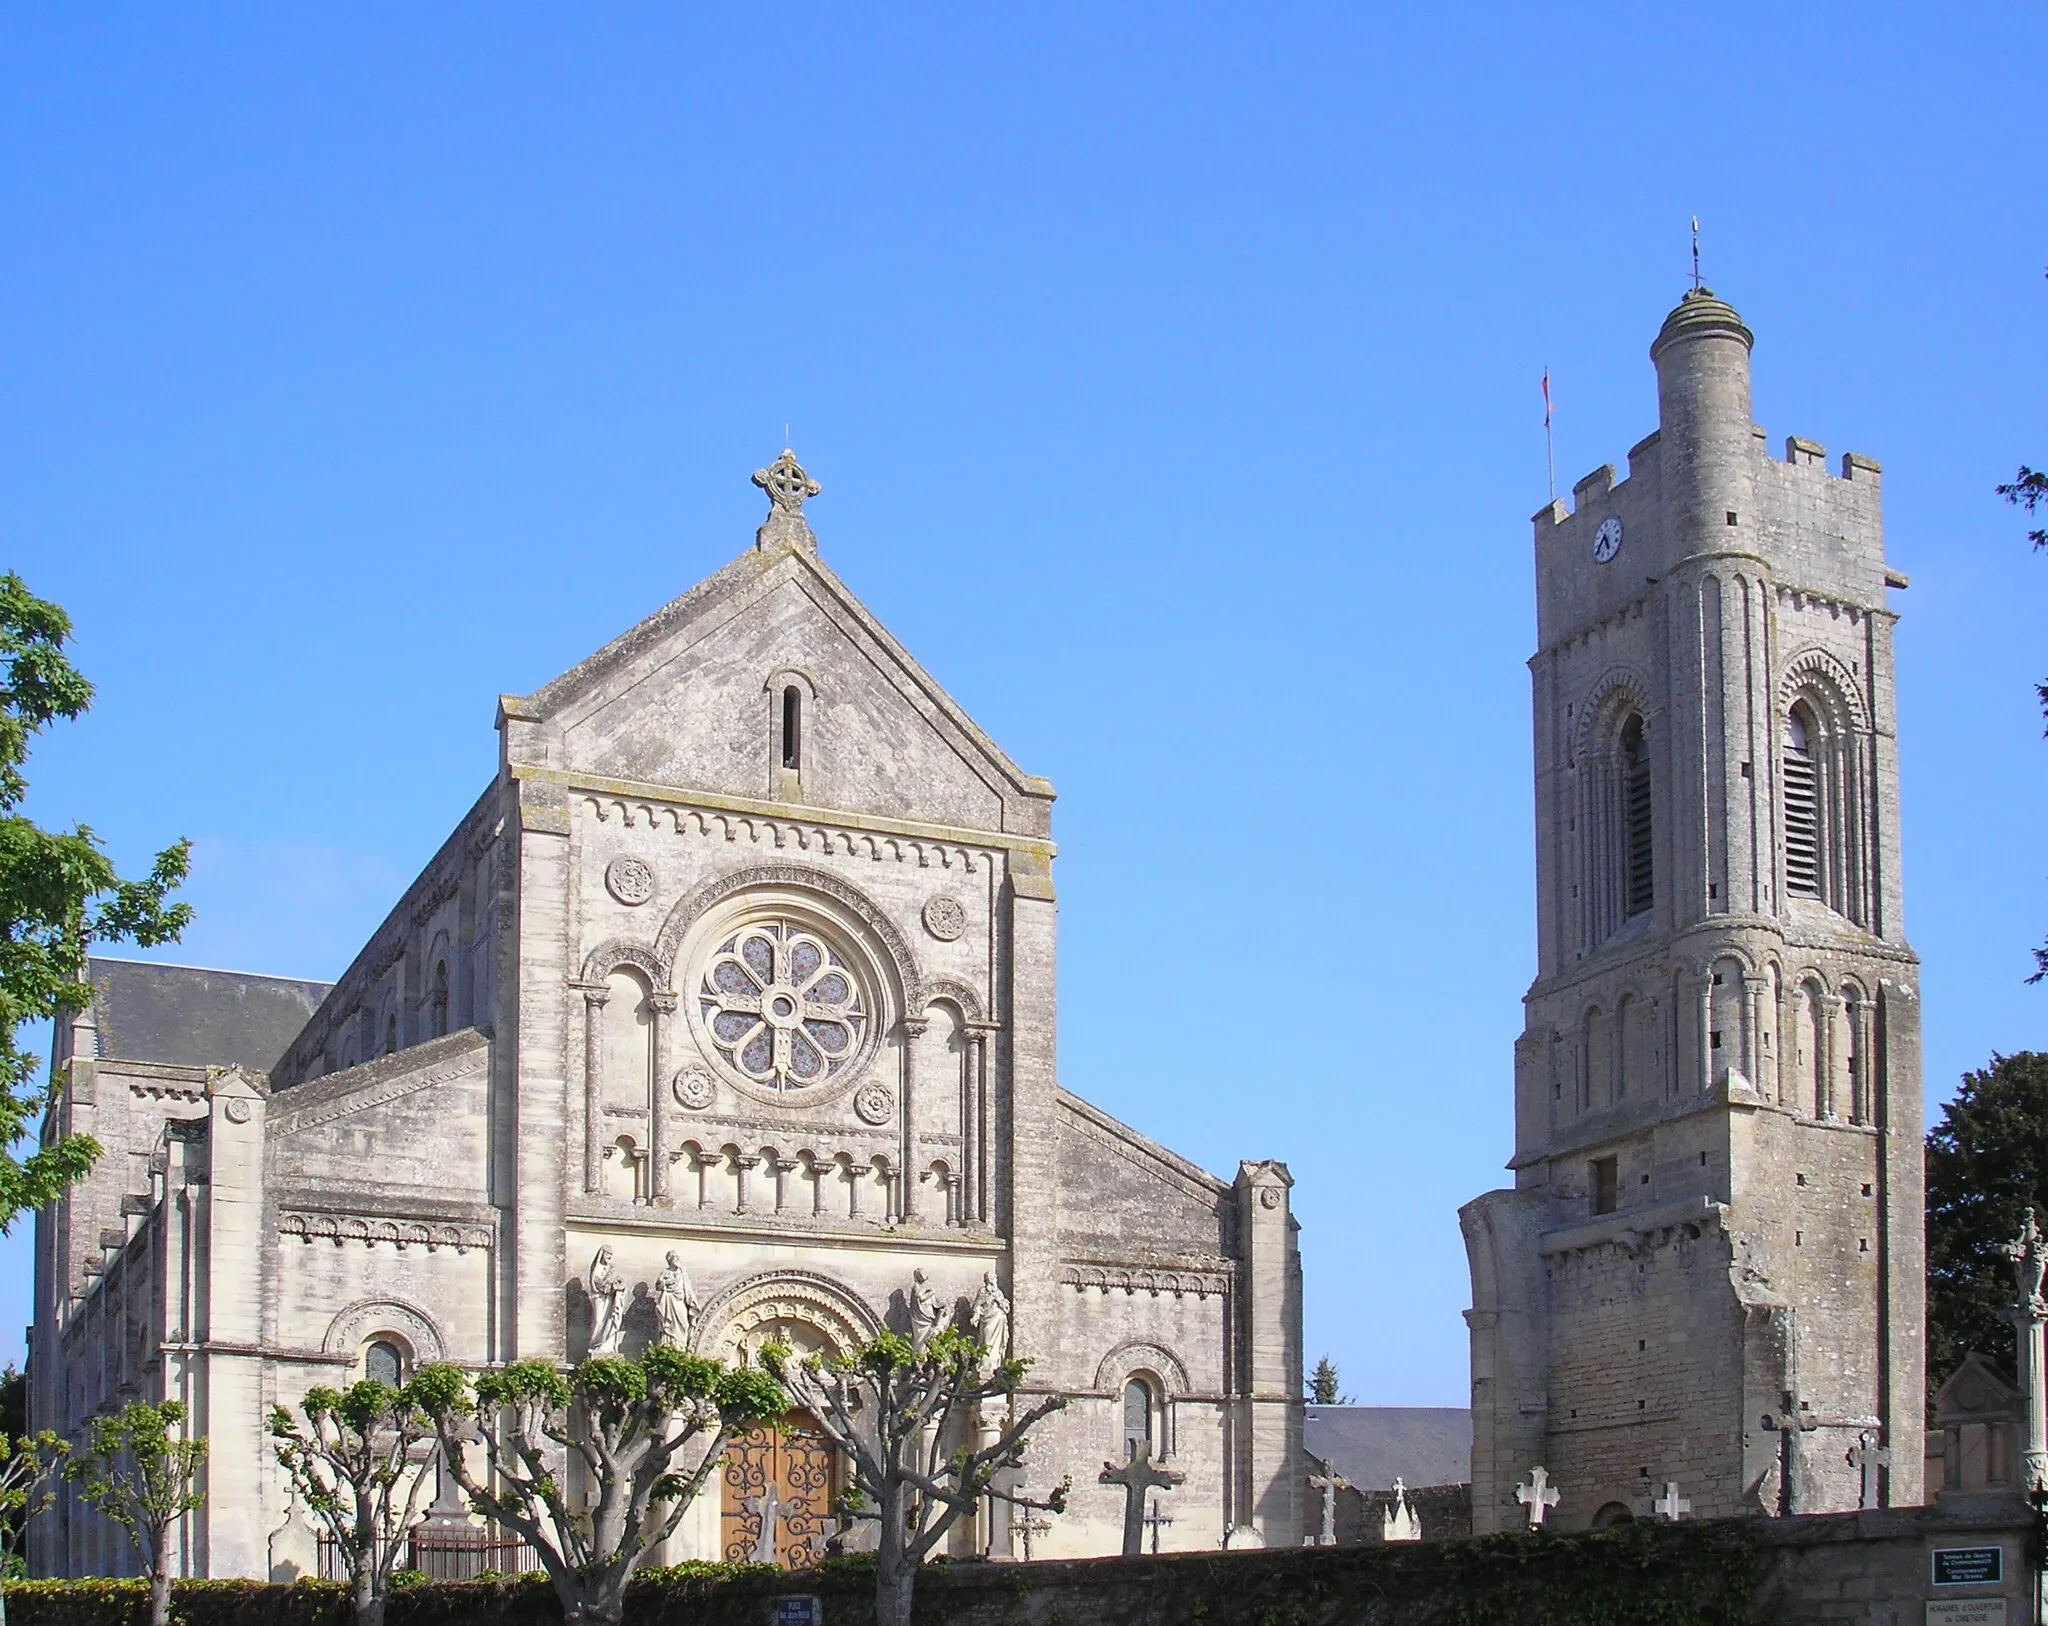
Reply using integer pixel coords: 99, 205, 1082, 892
754, 449, 820, 516
752, 449, 821, 554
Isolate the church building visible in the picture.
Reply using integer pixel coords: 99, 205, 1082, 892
31, 454, 1305, 1578
1462, 286, 1923, 1530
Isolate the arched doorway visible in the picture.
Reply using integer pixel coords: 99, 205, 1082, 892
720, 1410, 838, 1567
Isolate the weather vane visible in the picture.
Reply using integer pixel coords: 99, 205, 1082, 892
1691, 217, 1702, 291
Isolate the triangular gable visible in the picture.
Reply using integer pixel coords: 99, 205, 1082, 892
1933, 1350, 2021, 1426
507, 531, 1053, 834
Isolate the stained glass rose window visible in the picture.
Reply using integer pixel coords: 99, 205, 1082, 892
698, 920, 867, 1091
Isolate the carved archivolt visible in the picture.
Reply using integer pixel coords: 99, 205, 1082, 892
1778, 646, 1870, 734
1571, 665, 1652, 760
921, 976, 989, 1026
1092, 1338, 1192, 1396
690, 1268, 883, 1362
654, 864, 923, 1011
320, 1297, 448, 1362
578, 937, 671, 989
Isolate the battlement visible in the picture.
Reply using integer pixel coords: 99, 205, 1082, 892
1533, 431, 1879, 534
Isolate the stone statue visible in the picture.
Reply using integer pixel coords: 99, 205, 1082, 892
908, 1268, 945, 1352
654, 1250, 698, 1348
588, 1245, 626, 1356
2010, 1208, 2048, 1314
970, 1270, 1010, 1362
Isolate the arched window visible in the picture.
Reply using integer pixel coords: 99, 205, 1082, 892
364, 1339, 404, 1387
382, 1013, 398, 1055
1122, 1377, 1156, 1460
432, 961, 449, 1038
1621, 714, 1653, 920
781, 685, 802, 771
1783, 704, 1821, 900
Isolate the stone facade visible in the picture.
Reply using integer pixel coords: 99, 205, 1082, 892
30, 453, 1303, 1579
1462, 289, 1924, 1531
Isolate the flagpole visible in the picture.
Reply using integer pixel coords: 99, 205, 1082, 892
1543, 368, 1555, 502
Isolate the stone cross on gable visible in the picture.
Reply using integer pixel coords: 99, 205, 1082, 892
1142, 1498, 1174, 1554
1653, 1481, 1691, 1522
1101, 1440, 1185, 1557
752, 449, 822, 552
1306, 1457, 1347, 1547
1847, 1429, 1890, 1510
1515, 1465, 1560, 1529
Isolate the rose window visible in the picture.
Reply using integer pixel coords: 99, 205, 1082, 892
699, 921, 867, 1091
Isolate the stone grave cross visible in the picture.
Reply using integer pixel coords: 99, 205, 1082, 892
1382, 1478, 1421, 1543
1101, 1440, 1185, 1557
1143, 1498, 1174, 1554
1653, 1481, 1691, 1522
1847, 1429, 1891, 1511
1009, 1504, 1053, 1562
744, 1485, 785, 1565
1762, 1393, 1821, 1515
1306, 1456, 1347, 1547
1515, 1465, 1560, 1529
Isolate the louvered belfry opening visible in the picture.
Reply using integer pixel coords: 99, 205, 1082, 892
1784, 705, 1821, 898
1621, 714, 1653, 919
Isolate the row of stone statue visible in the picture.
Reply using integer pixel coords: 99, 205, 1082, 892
583, 1249, 1012, 1362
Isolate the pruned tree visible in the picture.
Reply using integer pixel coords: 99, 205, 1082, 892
65, 1399, 207, 1626
0, 1430, 67, 1619
0, 573, 190, 1229
764, 1324, 1069, 1626
269, 1378, 440, 1626
410, 1346, 786, 1626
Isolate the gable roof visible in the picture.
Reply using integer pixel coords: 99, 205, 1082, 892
86, 957, 332, 1073
510, 533, 1053, 810
1305, 1405, 1472, 1492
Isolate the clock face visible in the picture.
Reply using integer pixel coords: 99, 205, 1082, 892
1592, 515, 1623, 563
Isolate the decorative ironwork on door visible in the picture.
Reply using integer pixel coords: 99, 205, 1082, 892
720, 1413, 837, 1568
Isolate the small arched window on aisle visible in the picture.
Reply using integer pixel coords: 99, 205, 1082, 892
364, 1338, 404, 1387
781, 685, 803, 771
1122, 1377, 1157, 1460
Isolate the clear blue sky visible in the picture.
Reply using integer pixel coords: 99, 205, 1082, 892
1, 6, 2042, 1404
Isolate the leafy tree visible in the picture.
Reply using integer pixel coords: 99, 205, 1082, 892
1307, 1356, 1350, 1406
65, 1399, 207, 1626
1925, 1052, 2048, 1387
269, 1379, 440, 1626
0, 1430, 67, 1611
0, 574, 191, 1227
1998, 464, 2048, 981
0, 1369, 22, 1444
764, 1325, 1068, 1626
410, 1347, 785, 1626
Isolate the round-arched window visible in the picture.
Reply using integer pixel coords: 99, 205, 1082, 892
364, 1339, 404, 1388
697, 919, 869, 1093
1122, 1377, 1156, 1459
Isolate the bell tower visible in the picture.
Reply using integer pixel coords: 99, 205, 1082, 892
1461, 287, 1924, 1529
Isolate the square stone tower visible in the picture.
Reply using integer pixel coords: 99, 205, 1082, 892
1461, 287, 1924, 1531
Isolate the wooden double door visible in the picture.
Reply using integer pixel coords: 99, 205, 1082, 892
720, 1412, 839, 1568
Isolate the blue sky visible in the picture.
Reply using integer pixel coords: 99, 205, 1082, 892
1, 6, 2042, 1404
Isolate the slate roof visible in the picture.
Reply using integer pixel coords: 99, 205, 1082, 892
86, 957, 332, 1073
1304, 1405, 1471, 1491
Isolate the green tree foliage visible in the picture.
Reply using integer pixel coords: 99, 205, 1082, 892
1308, 1355, 1350, 1405
269, 1379, 440, 1626
64, 1400, 207, 1626
0, 1430, 67, 1613
409, 1347, 785, 1626
1925, 1052, 2048, 1386
0, 574, 190, 1227
764, 1325, 1068, 1626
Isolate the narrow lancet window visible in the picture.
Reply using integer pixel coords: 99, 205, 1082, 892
1621, 714, 1653, 919
1784, 705, 1821, 899
781, 685, 803, 771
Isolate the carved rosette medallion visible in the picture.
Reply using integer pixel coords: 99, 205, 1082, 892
672, 1069, 717, 1111
605, 856, 656, 906
853, 1082, 895, 1125
1259, 1186, 1283, 1210
921, 895, 967, 941
222, 1097, 252, 1124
